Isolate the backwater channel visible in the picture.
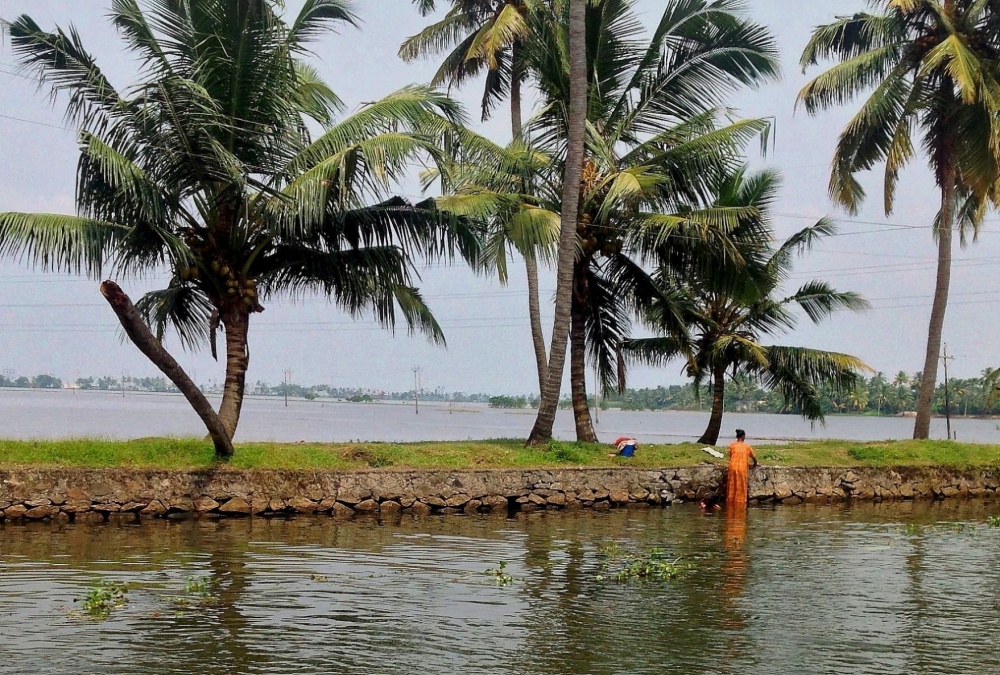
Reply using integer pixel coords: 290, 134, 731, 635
2, 501, 999, 674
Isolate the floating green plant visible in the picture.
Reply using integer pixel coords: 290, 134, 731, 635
183, 577, 212, 596
168, 576, 219, 608
485, 561, 513, 586
311, 574, 329, 582
597, 545, 693, 582
77, 581, 129, 619
988, 515, 1000, 527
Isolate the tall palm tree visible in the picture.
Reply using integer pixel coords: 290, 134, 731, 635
526, 0, 588, 445
402, 0, 554, 394
0, 0, 477, 458
798, 0, 1000, 440
625, 168, 872, 445
524, 0, 779, 442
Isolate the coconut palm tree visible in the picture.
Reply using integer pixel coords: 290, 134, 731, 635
402, 0, 555, 395
526, 0, 588, 445
0, 0, 478, 458
624, 168, 872, 445
523, 0, 779, 442
798, 0, 1000, 440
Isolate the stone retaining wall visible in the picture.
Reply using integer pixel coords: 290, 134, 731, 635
0, 465, 997, 521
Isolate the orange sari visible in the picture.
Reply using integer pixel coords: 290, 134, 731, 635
725, 440, 756, 508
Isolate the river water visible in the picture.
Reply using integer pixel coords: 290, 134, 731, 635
1, 502, 998, 674
1, 388, 995, 443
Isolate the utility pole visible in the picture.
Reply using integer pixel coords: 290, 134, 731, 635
593, 364, 600, 425
942, 343, 954, 440
284, 368, 292, 407
121, 371, 126, 398
412, 366, 421, 414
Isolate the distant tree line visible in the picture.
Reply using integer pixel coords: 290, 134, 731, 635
0, 373, 63, 390
5, 369, 999, 420
601, 372, 1000, 418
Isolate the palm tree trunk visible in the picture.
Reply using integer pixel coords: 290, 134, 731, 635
527, 0, 586, 445
570, 288, 597, 442
698, 364, 727, 445
510, 41, 523, 140
218, 307, 250, 440
914, 176, 955, 439
511, 41, 548, 395
100, 280, 234, 458
526, 255, 548, 394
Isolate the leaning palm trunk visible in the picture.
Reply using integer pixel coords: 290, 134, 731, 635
512, 53, 549, 395
218, 308, 251, 440
570, 295, 598, 442
698, 364, 727, 446
100, 281, 234, 458
527, 0, 586, 445
914, 175, 956, 439
525, 254, 549, 393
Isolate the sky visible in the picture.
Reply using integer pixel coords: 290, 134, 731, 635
1, 0, 999, 395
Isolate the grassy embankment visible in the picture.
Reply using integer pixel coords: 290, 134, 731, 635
0, 438, 997, 470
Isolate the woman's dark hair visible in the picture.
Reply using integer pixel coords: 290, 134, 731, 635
735, 428, 746, 439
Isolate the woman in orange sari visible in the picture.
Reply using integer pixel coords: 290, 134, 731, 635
725, 429, 758, 509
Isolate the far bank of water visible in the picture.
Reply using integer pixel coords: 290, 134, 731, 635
0, 388, 994, 444
1, 501, 999, 674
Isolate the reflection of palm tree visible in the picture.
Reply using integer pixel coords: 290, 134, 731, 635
129, 519, 265, 674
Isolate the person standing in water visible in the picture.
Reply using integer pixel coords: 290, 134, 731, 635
726, 429, 758, 508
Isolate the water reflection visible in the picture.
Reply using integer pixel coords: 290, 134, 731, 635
1, 503, 999, 674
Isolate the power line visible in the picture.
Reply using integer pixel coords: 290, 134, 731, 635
0, 111, 67, 131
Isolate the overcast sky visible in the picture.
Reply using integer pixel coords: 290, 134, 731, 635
1, 0, 998, 395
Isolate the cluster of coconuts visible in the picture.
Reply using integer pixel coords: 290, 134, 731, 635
577, 213, 623, 257
211, 260, 258, 307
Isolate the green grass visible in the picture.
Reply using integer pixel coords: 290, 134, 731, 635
0, 437, 997, 471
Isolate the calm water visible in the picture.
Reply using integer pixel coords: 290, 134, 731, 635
0, 388, 995, 443
1, 502, 998, 674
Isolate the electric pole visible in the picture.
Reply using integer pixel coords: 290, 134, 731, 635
412, 366, 421, 414
284, 368, 292, 407
942, 344, 954, 440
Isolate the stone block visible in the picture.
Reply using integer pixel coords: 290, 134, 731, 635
93, 503, 121, 513
62, 500, 92, 514
332, 502, 355, 518
220, 498, 252, 514
410, 501, 432, 515
445, 494, 469, 508
380, 500, 403, 514
25, 505, 60, 519
193, 497, 220, 512
609, 489, 630, 504
141, 500, 168, 516
354, 499, 378, 512
288, 497, 319, 513
170, 498, 194, 512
